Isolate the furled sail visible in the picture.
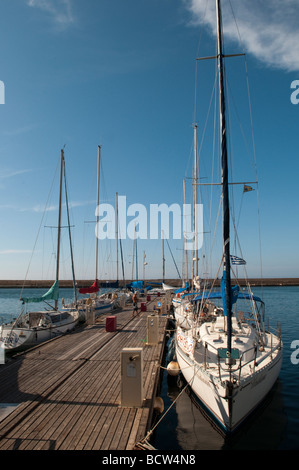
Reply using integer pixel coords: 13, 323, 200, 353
99, 280, 119, 288
21, 280, 59, 304
79, 279, 99, 294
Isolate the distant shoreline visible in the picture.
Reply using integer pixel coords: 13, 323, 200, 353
0, 278, 298, 288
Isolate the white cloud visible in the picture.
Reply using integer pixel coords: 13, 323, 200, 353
27, 0, 74, 28
0, 200, 94, 213
23, 200, 95, 213
0, 250, 32, 255
3, 124, 37, 136
184, 0, 299, 72
0, 169, 32, 180
31, 204, 57, 213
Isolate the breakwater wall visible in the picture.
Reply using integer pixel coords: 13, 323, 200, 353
0, 278, 298, 288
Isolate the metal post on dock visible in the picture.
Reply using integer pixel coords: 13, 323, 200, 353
164, 291, 172, 311
86, 306, 95, 325
0, 344, 4, 364
120, 348, 143, 407
146, 314, 159, 345
156, 297, 166, 315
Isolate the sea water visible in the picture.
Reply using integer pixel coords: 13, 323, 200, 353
0, 285, 298, 450
152, 286, 299, 450
0, 286, 79, 324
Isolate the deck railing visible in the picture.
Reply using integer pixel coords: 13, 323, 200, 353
203, 332, 282, 383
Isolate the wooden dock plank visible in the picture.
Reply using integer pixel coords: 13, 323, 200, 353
0, 297, 170, 450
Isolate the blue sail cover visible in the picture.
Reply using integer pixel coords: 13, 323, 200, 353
237, 292, 263, 303
21, 280, 59, 304
100, 280, 119, 288
126, 281, 144, 289
192, 291, 262, 303
174, 283, 189, 294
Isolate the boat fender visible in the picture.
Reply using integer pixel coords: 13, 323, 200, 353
167, 361, 180, 376
154, 397, 164, 414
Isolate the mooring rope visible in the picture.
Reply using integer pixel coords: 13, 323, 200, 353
136, 380, 190, 448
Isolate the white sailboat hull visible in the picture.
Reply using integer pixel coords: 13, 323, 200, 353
72, 296, 115, 321
94, 300, 113, 314
173, 303, 194, 329
163, 283, 180, 291
176, 332, 283, 432
0, 311, 78, 352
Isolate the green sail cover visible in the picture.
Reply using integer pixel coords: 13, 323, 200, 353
21, 280, 59, 304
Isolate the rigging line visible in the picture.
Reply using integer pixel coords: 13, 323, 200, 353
230, 265, 263, 338
218, 5, 252, 255
139, 379, 191, 445
42, 225, 45, 281
63, 160, 77, 299
224, 73, 257, 174
224, 67, 238, 237
228, 0, 263, 287
207, 56, 219, 269
209, 192, 222, 273
235, 191, 244, 250
215, 7, 261, 290
243, 57, 264, 287
193, 0, 210, 124
193, 257, 225, 328
20, 157, 60, 300
197, 69, 218, 182
166, 239, 181, 280
184, 140, 195, 183
81, 167, 96, 281
205, 34, 222, 276
194, 62, 219, 270
230, 225, 262, 320
231, 210, 246, 266
47, 227, 56, 280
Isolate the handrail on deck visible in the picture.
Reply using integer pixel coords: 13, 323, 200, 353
203, 334, 281, 384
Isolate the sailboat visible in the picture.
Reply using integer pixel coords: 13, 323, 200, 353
0, 150, 79, 352
76, 146, 117, 316
175, 0, 283, 433
173, 125, 203, 325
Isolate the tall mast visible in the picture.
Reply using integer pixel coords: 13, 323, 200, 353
116, 192, 119, 282
143, 251, 146, 281
55, 149, 64, 310
63, 156, 77, 303
193, 124, 198, 279
132, 222, 136, 281
95, 145, 101, 281
135, 232, 138, 283
192, 124, 198, 286
162, 230, 165, 283
183, 178, 188, 283
216, 0, 232, 361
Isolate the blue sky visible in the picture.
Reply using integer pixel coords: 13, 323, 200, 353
0, 0, 298, 282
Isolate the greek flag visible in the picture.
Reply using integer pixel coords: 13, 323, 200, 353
243, 185, 254, 193
230, 255, 246, 265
